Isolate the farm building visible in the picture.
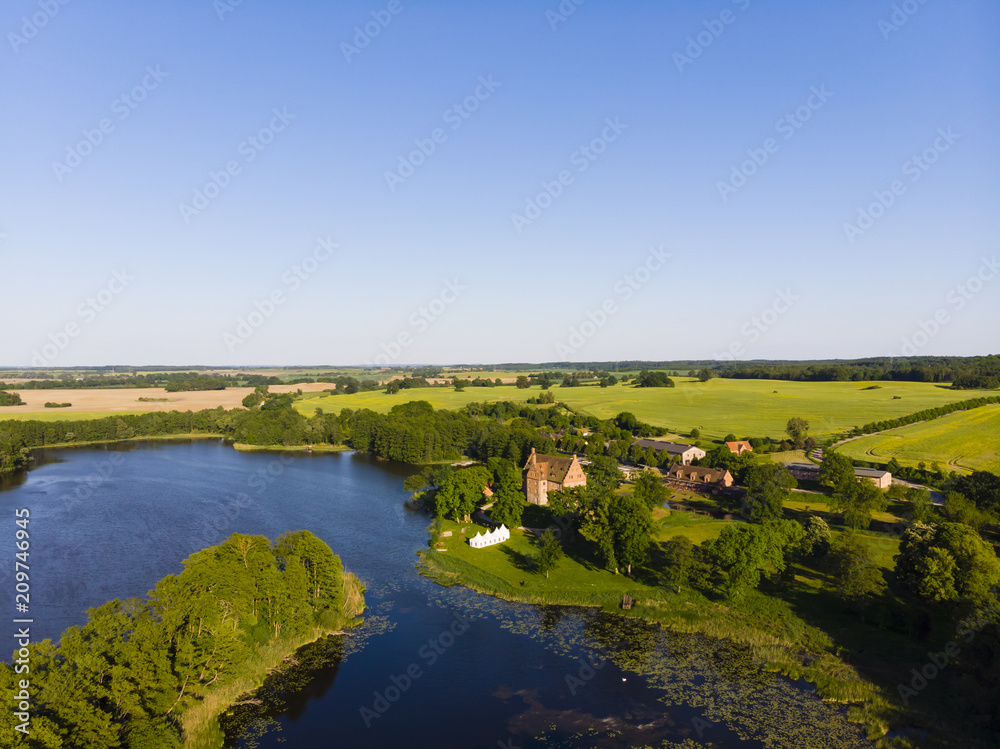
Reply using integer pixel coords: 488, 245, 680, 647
522, 448, 587, 505
725, 440, 753, 455
854, 467, 892, 489
632, 439, 706, 464
665, 464, 734, 487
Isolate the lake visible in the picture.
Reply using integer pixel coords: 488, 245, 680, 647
0, 440, 871, 748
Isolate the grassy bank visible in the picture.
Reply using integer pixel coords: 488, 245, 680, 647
231, 442, 350, 453
180, 572, 365, 748
419, 515, 964, 746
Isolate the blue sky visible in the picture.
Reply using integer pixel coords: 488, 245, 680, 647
1, 0, 997, 366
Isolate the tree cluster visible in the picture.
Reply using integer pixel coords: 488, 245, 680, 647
0, 531, 358, 748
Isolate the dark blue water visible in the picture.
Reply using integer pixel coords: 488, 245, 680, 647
0, 441, 872, 748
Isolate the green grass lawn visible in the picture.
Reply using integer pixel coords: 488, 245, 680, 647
837, 403, 1000, 474
656, 511, 736, 543
424, 519, 663, 608
296, 378, 995, 441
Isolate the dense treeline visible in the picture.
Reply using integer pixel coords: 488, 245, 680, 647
518, 356, 1000, 388
0, 531, 362, 748
0, 391, 25, 406
0, 397, 672, 477
1, 372, 231, 391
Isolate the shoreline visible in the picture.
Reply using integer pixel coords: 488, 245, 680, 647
180, 571, 366, 748
418, 532, 893, 744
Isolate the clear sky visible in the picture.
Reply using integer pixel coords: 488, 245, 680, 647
1, 0, 997, 367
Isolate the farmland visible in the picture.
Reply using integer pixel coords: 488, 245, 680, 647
0, 382, 333, 420
296, 378, 996, 441
837, 403, 1000, 474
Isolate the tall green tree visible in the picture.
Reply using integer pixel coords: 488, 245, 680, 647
785, 417, 810, 448
832, 479, 888, 530
742, 463, 796, 522
818, 452, 855, 489
830, 532, 886, 617
534, 530, 564, 578
632, 470, 668, 510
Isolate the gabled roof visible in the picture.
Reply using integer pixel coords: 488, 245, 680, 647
633, 439, 700, 454
667, 464, 730, 482
725, 440, 753, 451
854, 467, 890, 478
524, 448, 578, 483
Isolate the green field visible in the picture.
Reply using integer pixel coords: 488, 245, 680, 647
297, 378, 995, 441
837, 403, 1000, 474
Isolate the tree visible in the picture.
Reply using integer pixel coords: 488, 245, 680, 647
944, 491, 990, 530
452, 377, 469, 392
662, 536, 694, 590
742, 463, 796, 522
534, 530, 563, 578
802, 516, 831, 557
707, 523, 787, 599
490, 482, 526, 528
818, 452, 855, 489
697, 368, 714, 382
895, 522, 1000, 604
830, 532, 886, 617
913, 546, 958, 602
690, 428, 701, 439
632, 470, 669, 510
585, 455, 623, 491
587, 491, 652, 575
435, 466, 492, 521
515, 375, 530, 389
785, 417, 810, 448
832, 479, 888, 530
952, 471, 1000, 516
723, 433, 738, 443
608, 494, 653, 575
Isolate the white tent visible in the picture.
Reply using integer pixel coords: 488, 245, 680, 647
469, 525, 510, 549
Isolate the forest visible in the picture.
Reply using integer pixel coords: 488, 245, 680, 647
0, 531, 362, 748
